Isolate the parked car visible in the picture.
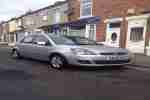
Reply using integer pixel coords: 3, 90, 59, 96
11, 33, 134, 69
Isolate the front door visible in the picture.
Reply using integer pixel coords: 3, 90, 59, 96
31, 35, 51, 61
106, 22, 121, 47
19, 35, 34, 58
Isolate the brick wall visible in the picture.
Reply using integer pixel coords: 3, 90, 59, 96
68, 0, 80, 21
93, 0, 150, 45
64, 0, 150, 47
93, 0, 150, 47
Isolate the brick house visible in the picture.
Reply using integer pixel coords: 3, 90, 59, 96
67, 0, 150, 55
0, 23, 3, 42
38, 1, 69, 34
0, 21, 9, 43
1, 1, 68, 45
21, 1, 68, 36
1, 0, 150, 55
8, 18, 18, 46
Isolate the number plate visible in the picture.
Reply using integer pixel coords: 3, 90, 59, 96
105, 56, 127, 60
106, 56, 118, 60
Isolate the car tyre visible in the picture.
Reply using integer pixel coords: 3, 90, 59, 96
49, 54, 67, 70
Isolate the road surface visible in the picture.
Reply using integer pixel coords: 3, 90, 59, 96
0, 46, 150, 100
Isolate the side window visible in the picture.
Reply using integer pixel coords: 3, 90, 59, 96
33, 35, 51, 46
22, 36, 33, 44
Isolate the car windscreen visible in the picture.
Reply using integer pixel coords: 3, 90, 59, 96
49, 35, 76, 45
66, 37, 98, 45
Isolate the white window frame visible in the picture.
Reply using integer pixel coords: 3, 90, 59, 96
26, 19, 34, 25
18, 19, 22, 26
126, 15, 149, 43
42, 15, 48, 21
130, 27, 144, 42
80, 0, 93, 18
85, 24, 96, 40
55, 12, 61, 23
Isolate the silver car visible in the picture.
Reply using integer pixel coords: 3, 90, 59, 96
11, 33, 134, 69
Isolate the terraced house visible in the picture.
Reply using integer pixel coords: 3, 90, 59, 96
8, 17, 24, 46
0, 1, 68, 46
19, 1, 68, 34
67, 0, 150, 55
0, 21, 9, 44
1, 0, 150, 55
38, 1, 68, 34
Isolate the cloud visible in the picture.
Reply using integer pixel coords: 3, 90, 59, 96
0, 0, 65, 21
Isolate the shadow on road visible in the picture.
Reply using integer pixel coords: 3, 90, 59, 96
63, 66, 129, 72
12, 57, 129, 73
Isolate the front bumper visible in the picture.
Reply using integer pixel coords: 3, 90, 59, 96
67, 55, 132, 67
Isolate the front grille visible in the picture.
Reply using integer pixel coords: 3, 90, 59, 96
78, 60, 91, 64
100, 53, 115, 55
100, 52, 127, 56
94, 60, 130, 64
117, 52, 127, 55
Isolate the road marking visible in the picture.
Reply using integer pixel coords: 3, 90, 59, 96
126, 66, 150, 72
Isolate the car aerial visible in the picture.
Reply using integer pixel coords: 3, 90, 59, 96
11, 32, 134, 70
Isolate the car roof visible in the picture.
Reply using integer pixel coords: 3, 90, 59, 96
65, 36, 86, 38
28, 33, 86, 39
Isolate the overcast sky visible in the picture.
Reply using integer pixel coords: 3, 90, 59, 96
0, 0, 65, 21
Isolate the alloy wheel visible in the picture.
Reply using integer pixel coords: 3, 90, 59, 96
50, 55, 65, 69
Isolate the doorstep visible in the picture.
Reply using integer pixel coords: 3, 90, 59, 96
130, 54, 150, 68
130, 64, 150, 68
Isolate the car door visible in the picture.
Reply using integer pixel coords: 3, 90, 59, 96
19, 35, 34, 58
31, 35, 52, 61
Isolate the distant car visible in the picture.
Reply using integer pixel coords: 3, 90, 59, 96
11, 33, 134, 69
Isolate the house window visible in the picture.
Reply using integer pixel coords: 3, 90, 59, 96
42, 16, 48, 21
17, 19, 22, 26
88, 24, 96, 40
55, 12, 61, 23
26, 19, 34, 25
80, 0, 92, 17
130, 27, 144, 42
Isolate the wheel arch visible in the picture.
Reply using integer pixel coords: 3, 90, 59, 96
11, 46, 21, 54
49, 52, 68, 63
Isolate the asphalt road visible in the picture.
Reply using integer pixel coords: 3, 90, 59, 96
0, 46, 150, 100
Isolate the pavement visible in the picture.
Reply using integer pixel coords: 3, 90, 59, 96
131, 54, 150, 68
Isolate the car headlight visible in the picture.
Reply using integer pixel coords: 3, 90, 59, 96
71, 48, 97, 55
